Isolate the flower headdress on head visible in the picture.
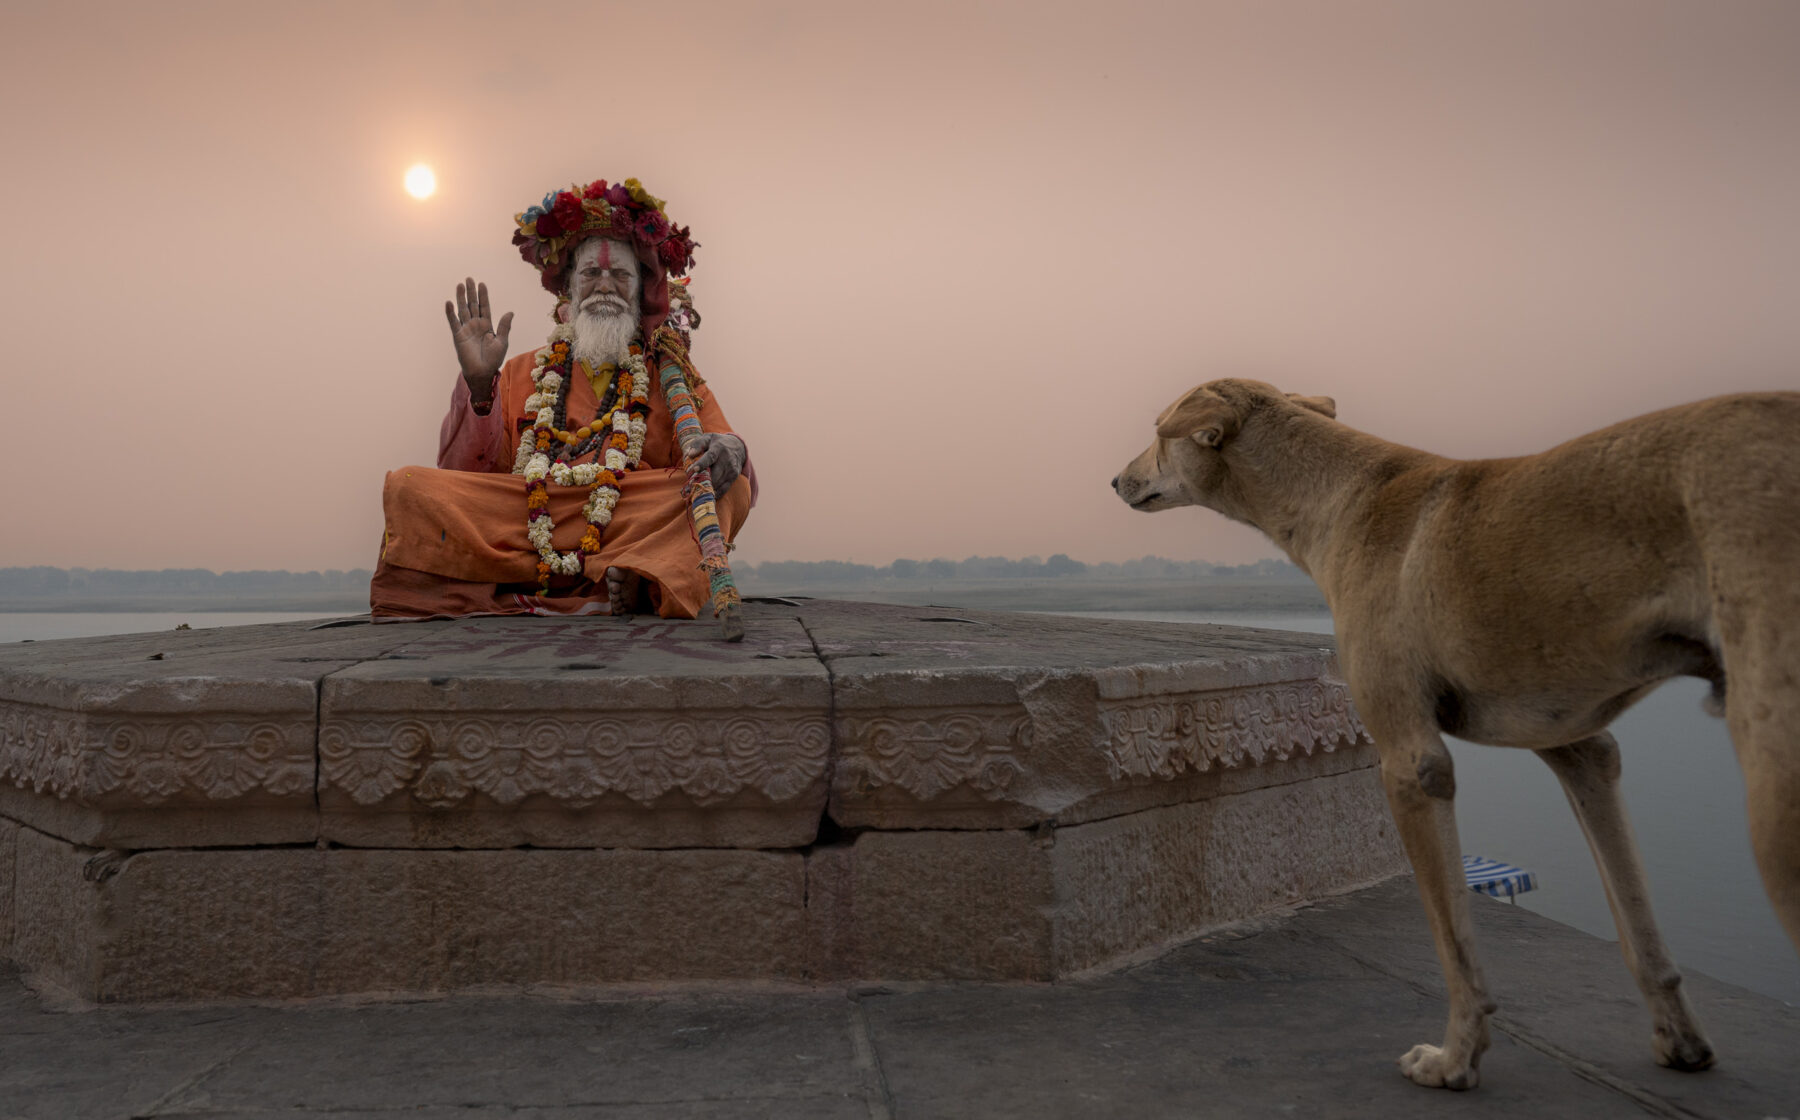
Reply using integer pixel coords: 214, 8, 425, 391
512, 177, 698, 295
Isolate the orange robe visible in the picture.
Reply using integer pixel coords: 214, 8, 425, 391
371, 347, 753, 620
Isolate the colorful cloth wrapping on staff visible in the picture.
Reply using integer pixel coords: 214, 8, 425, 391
657, 339, 740, 617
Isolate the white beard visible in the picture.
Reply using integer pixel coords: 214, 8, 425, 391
572, 299, 638, 369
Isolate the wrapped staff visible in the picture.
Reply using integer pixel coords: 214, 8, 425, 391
654, 327, 745, 641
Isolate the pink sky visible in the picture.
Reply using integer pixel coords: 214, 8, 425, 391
2, 0, 1796, 571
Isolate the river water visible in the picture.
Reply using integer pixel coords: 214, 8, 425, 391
2, 608, 1795, 1005
0, 612, 342, 643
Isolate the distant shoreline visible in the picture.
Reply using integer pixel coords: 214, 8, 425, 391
0, 578, 1326, 615
742, 578, 1326, 613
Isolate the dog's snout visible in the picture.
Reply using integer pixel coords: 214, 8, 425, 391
1110, 475, 1120, 491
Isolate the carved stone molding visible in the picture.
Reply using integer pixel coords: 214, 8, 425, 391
836, 708, 1033, 803
1100, 678, 1367, 782
829, 669, 1370, 831
0, 604, 1374, 850
318, 710, 833, 811
0, 700, 312, 806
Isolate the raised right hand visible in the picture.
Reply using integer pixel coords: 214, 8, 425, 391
444, 277, 514, 387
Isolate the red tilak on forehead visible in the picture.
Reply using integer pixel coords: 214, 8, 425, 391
596, 241, 611, 268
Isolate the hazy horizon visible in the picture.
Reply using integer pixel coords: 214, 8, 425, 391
0, 553, 1308, 583
3, 0, 1796, 571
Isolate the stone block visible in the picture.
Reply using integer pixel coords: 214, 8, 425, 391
1049, 767, 1406, 974
7, 771, 1401, 998
802, 602, 1368, 830
11, 824, 807, 1002
1200, 766, 1404, 926
804, 765, 1405, 981
1048, 800, 1214, 973
11, 824, 99, 994
317, 612, 833, 849
0, 621, 406, 847
1287, 764, 1408, 897
819, 828, 1058, 981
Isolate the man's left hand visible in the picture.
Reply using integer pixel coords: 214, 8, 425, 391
689, 433, 747, 496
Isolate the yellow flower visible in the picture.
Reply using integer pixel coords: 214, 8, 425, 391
623, 178, 665, 212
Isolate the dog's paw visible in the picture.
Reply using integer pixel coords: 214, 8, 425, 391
1399, 1044, 1479, 1090
1653, 1026, 1716, 1071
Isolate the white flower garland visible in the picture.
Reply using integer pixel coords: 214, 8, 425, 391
511, 323, 653, 584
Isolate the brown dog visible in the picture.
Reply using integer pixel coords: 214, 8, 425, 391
1113, 379, 1800, 1090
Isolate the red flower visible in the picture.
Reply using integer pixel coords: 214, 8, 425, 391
535, 209, 564, 238
633, 207, 670, 243
658, 230, 695, 273
582, 179, 609, 200
551, 191, 585, 235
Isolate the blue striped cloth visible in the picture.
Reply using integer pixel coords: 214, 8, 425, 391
1463, 855, 1537, 899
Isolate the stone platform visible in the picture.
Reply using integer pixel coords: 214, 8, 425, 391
0, 601, 1404, 1002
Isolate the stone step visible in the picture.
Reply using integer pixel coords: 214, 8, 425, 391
0, 601, 1403, 1001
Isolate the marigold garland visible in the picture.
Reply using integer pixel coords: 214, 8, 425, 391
512, 324, 651, 591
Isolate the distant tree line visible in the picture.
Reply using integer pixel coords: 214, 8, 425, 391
737, 555, 1304, 584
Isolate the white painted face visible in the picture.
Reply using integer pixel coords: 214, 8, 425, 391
569, 237, 640, 319
568, 238, 643, 368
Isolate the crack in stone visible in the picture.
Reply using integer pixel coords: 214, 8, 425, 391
793, 606, 840, 874
309, 638, 420, 841
847, 994, 897, 1120
135, 1039, 254, 1118
1483, 1016, 1711, 1120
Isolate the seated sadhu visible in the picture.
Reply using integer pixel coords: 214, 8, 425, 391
371, 178, 754, 621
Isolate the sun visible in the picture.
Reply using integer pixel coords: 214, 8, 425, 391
404, 164, 437, 200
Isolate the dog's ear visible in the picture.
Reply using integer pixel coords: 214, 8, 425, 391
1155, 388, 1241, 447
1287, 393, 1337, 419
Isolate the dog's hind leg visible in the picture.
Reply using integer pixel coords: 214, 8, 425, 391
1371, 722, 1494, 1090
1535, 732, 1715, 1070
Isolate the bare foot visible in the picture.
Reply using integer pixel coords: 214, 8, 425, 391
605, 567, 642, 615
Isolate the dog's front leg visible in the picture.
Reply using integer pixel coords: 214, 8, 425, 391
1536, 733, 1715, 1070
1373, 723, 1494, 1090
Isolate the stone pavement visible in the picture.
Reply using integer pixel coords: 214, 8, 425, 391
4, 877, 1796, 1120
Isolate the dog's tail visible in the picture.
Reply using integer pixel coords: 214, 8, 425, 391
1683, 395, 1800, 951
